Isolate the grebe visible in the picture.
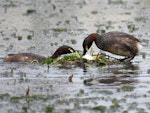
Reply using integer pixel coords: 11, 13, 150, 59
4, 45, 75, 62
83, 31, 142, 61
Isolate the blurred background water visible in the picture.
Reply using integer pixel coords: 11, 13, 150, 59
0, 0, 150, 113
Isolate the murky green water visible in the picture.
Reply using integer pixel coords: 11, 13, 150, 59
0, 0, 150, 113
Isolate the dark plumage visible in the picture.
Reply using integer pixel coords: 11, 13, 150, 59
4, 45, 75, 62
83, 31, 142, 61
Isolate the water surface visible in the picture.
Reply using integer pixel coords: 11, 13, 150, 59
0, 0, 150, 113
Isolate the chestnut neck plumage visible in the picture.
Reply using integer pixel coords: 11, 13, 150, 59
51, 49, 62, 59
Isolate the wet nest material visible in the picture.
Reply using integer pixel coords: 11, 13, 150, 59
43, 52, 122, 68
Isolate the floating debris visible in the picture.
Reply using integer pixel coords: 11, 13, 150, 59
68, 74, 73, 83
26, 85, 30, 96
83, 78, 98, 85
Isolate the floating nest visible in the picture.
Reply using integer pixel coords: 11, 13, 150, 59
42, 52, 122, 68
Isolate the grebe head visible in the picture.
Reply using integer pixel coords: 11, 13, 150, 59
83, 33, 100, 55
51, 45, 75, 58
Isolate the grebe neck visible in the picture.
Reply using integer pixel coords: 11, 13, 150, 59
83, 33, 102, 55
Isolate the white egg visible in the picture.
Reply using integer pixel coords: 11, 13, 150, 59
82, 55, 94, 60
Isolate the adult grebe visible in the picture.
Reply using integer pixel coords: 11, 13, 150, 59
83, 31, 142, 61
4, 45, 75, 62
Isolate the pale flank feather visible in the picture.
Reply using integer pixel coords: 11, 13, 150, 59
137, 42, 143, 52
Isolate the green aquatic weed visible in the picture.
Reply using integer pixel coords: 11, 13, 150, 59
141, 52, 146, 59
71, 39, 77, 44
127, 24, 138, 33
26, 9, 36, 14
121, 84, 135, 92
98, 59, 106, 66
18, 36, 22, 40
92, 105, 107, 112
43, 58, 54, 65
10, 96, 24, 103
27, 35, 32, 40
45, 105, 55, 113
0, 93, 10, 99
91, 10, 98, 15
79, 89, 84, 94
